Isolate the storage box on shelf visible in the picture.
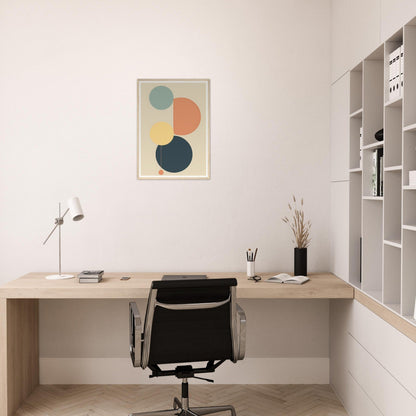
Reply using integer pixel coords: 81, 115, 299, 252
348, 18, 416, 328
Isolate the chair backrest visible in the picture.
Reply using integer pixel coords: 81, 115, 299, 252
141, 278, 238, 368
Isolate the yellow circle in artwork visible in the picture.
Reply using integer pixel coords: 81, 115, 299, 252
150, 122, 174, 145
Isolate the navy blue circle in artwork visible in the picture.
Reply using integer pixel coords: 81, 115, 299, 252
156, 136, 193, 173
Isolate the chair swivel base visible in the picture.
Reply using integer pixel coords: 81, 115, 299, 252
129, 395, 236, 416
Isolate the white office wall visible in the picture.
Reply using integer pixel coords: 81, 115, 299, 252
0, 0, 332, 383
0, 0, 330, 283
331, 0, 380, 83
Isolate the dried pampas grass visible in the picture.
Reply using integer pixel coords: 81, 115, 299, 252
282, 195, 311, 248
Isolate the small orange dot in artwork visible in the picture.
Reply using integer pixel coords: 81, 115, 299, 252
159, 170, 164, 175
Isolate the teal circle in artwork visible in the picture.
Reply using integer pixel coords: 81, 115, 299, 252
149, 86, 174, 110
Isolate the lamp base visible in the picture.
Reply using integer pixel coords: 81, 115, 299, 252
45, 274, 74, 280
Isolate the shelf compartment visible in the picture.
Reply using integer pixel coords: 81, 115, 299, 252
362, 141, 384, 150
350, 63, 363, 114
384, 165, 402, 171
384, 170, 402, 242
402, 131, 416, 186
403, 184, 416, 227
383, 244, 401, 306
363, 57, 384, 147
403, 24, 416, 127
402, 229, 416, 316
349, 173, 362, 288
384, 106, 402, 167
362, 145, 384, 198
362, 200, 383, 294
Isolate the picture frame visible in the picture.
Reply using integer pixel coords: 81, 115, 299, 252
137, 79, 210, 179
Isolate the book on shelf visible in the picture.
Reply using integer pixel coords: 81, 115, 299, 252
379, 148, 383, 196
371, 150, 378, 196
359, 126, 363, 168
265, 273, 309, 285
371, 148, 383, 197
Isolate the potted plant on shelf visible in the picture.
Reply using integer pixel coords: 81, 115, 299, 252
282, 196, 311, 276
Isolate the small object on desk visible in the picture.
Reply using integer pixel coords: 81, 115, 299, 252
265, 273, 309, 285
246, 247, 258, 277
162, 275, 207, 280
43, 197, 85, 280
78, 270, 104, 284
121, 276, 131, 281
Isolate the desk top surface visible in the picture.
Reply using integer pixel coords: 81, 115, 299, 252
0, 272, 354, 299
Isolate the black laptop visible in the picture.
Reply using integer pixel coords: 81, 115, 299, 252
162, 274, 207, 281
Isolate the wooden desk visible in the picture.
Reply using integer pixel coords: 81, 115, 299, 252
0, 272, 353, 416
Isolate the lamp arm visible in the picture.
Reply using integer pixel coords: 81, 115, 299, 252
42, 208, 70, 245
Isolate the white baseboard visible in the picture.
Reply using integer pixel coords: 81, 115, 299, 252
40, 357, 329, 384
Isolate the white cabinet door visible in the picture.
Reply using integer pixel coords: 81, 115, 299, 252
331, 0, 380, 82
330, 181, 349, 281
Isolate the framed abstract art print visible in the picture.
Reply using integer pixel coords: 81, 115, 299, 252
137, 79, 210, 179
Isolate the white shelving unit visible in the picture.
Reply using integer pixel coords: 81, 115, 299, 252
348, 20, 416, 327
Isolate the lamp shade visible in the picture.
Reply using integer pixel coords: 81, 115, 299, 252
68, 197, 84, 221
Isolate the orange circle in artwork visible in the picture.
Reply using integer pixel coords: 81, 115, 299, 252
158, 170, 164, 175
173, 97, 201, 135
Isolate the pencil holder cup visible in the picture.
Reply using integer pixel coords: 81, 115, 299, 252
247, 261, 255, 278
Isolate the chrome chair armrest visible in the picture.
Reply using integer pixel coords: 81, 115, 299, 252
129, 302, 142, 368
236, 303, 246, 360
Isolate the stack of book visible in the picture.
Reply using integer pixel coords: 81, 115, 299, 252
78, 270, 104, 283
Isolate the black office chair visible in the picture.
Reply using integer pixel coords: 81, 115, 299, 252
129, 278, 246, 416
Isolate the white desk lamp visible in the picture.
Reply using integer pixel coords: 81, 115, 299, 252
43, 197, 84, 280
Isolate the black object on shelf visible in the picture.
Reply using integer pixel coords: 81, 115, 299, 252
375, 128, 383, 141
294, 247, 307, 276
377, 148, 384, 196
